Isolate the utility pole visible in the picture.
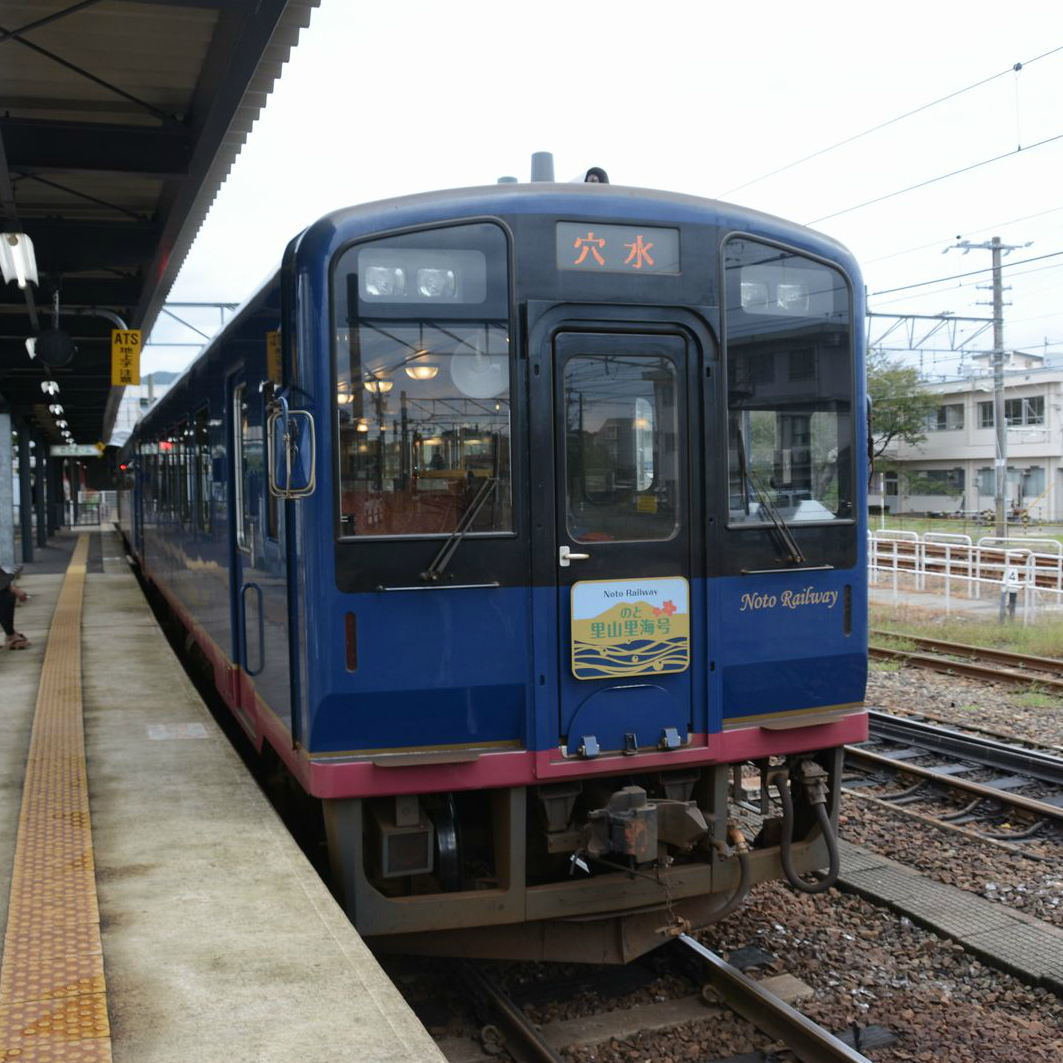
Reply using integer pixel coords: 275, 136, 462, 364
947, 237, 1029, 537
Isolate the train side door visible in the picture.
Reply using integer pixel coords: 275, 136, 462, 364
553, 331, 694, 755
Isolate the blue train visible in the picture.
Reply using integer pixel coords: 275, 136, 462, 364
118, 173, 868, 963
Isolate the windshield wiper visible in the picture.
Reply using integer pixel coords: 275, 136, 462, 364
421, 476, 499, 582
736, 427, 805, 565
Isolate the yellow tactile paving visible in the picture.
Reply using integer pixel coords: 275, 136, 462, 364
0, 537, 112, 1063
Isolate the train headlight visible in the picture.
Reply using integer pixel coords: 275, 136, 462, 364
364, 266, 406, 298
416, 267, 456, 299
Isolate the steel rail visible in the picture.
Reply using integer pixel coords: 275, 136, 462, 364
866, 710, 1063, 786
867, 644, 1063, 693
677, 935, 874, 1063
870, 629, 1063, 677
460, 961, 566, 1063
845, 747, 1063, 825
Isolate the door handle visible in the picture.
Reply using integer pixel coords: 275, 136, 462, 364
559, 545, 590, 567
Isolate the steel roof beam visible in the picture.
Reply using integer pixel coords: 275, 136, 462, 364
1, 118, 191, 177
21, 219, 158, 272
0, 276, 141, 308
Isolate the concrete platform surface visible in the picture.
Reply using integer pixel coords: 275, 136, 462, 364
2, 530, 445, 1063
838, 838, 1063, 994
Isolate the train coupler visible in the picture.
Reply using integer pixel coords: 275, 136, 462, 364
586, 785, 708, 864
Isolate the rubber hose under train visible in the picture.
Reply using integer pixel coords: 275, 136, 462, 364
773, 767, 840, 894
707, 826, 752, 922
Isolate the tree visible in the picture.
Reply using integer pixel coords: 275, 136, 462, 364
866, 348, 936, 462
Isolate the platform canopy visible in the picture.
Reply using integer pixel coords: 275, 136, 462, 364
0, 0, 318, 445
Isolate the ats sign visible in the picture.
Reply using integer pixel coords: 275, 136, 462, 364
111, 329, 142, 385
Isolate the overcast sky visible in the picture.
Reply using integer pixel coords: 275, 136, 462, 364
148, 0, 1063, 378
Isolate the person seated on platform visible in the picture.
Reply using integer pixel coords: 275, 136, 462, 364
0, 568, 29, 650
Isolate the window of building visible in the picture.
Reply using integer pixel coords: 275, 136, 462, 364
979, 396, 1046, 428
911, 468, 964, 495
1007, 396, 1044, 426
926, 403, 964, 431
1022, 466, 1046, 496
976, 467, 994, 495
884, 471, 898, 496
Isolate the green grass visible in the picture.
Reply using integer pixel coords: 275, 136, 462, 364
868, 659, 902, 673
870, 602, 1063, 660
1015, 689, 1063, 710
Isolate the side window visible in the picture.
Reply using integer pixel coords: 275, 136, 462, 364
195, 408, 211, 533
262, 383, 279, 540
233, 385, 250, 550
177, 420, 191, 525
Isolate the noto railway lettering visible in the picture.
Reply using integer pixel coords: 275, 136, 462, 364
739, 587, 839, 612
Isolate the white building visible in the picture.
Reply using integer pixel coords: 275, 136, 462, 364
871, 352, 1063, 520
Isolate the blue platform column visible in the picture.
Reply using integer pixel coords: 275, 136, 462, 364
35, 430, 47, 548
17, 418, 32, 563
48, 455, 62, 533
0, 397, 14, 571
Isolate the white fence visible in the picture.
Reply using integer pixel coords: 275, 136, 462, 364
868, 530, 1063, 621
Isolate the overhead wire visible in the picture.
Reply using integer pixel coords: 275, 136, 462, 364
863, 205, 1063, 265
716, 43, 1063, 198
867, 249, 1063, 297
807, 132, 1063, 226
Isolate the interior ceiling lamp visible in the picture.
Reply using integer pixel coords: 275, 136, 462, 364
364, 372, 393, 394
0, 233, 38, 289
48, 404, 63, 415
40, 379, 60, 396
405, 350, 439, 381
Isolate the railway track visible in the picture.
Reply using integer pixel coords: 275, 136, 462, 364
846, 711, 1063, 840
452, 943, 880, 1063
868, 630, 1063, 692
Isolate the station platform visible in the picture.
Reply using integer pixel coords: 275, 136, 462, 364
1, 530, 445, 1063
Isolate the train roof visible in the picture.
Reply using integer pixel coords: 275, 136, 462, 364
294, 182, 857, 271
134, 181, 860, 440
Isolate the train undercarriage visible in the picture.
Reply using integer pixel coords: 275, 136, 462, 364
324, 749, 844, 964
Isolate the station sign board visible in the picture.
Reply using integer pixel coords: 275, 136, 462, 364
111, 329, 142, 385
51, 444, 106, 457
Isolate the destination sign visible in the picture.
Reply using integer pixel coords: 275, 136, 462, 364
557, 222, 680, 275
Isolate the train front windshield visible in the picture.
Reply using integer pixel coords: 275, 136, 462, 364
331, 223, 512, 539
724, 237, 854, 526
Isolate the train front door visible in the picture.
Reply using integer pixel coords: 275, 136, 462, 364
553, 330, 694, 756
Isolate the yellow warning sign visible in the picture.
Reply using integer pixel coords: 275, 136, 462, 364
266, 330, 282, 384
111, 329, 141, 385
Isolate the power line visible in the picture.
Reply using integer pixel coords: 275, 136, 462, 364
717, 43, 1063, 198
807, 132, 1063, 225
867, 249, 1063, 297
863, 205, 1063, 265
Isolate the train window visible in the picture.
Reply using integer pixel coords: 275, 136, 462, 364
563, 355, 680, 543
724, 237, 853, 527
195, 408, 211, 534
331, 223, 512, 538
177, 420, 192, 525
233, 385, 256, 551
261, 383, 279, 540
